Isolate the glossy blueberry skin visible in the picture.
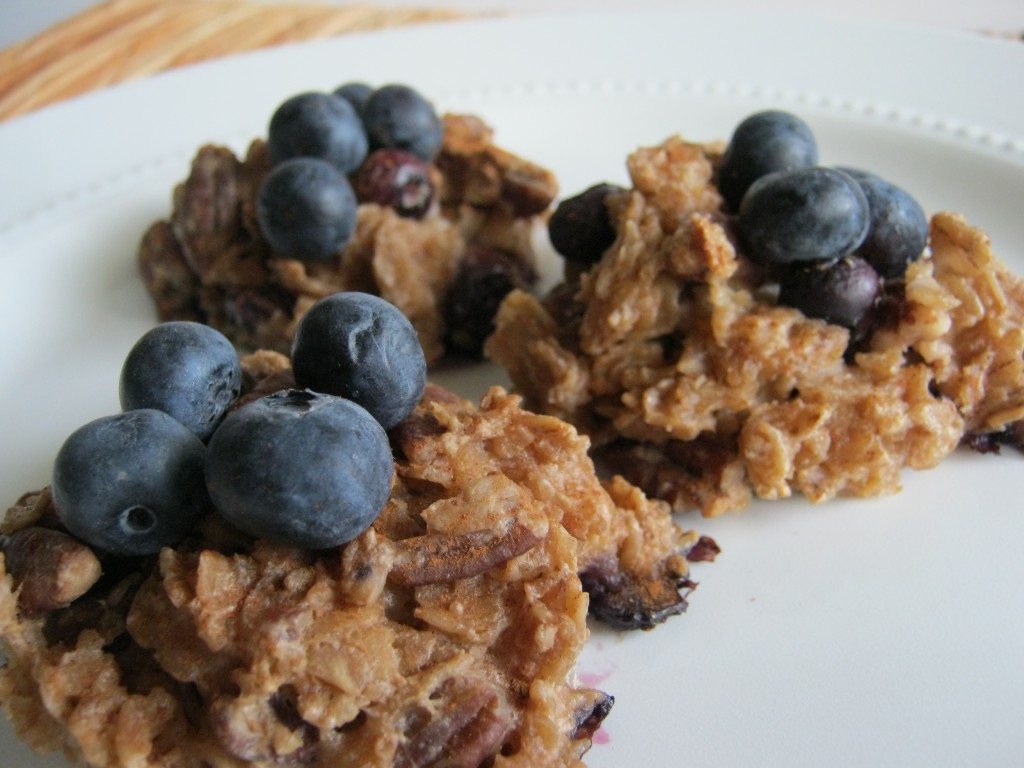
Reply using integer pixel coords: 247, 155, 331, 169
257, 157, 358, 261
52, 409, 209, 556
778, 255, 882, 329
205, 389, 393, 549
840, 168, 929, 278
362, 84, 444, 162
291, 292, 427, 430
739, 167, 870, 265
333, 81, 374, 119
547, 183, 624, 265
120, 321, 242, 441
719, 110, 819, 212
268, 92, 369, 174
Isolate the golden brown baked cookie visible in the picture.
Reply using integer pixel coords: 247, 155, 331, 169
138, 113, 557, 366
486, 135, 1024, 516
0, 352, 711, 767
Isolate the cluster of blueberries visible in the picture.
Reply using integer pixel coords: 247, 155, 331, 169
258, 82, 444, 261
549, 110, 928, 332
51, 292, 426, 557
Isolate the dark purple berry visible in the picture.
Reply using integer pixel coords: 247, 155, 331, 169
291, 292, 426, 430
739, 167, 870, 265
120, 321, 241, 441
719, 110, 819, 212
777, 255, 882, 330
352, 148, 434, 219
445, 246, 537, 357
206, 389, 392, 549
268, 92, 368, 174
548, 183, 624, 265
362, 84, 444, 162
52, 409, 209, 556
257, 157, 358, 261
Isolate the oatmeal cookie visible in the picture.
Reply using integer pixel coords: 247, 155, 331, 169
138, 113, 557, 365
486, 135, 1024, 516
1, 352, 711, 767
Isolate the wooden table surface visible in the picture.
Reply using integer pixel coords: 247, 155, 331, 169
0, 0, 469, 122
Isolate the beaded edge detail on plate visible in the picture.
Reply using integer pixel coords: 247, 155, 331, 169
3, 78, 1023, 240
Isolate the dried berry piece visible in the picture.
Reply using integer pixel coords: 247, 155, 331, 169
352, 148, 434, 219
444, 246, 537, 357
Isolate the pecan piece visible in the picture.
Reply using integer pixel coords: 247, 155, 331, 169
1, 527, 102, 615
395, 676, 514, 768
210, 686, 318, 765
171, 144, 244, 277
389, 522, 542, 587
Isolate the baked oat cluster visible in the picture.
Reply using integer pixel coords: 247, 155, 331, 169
1, 339, 713, 767
487, 113, 1024, 516
139, 83, 557, 365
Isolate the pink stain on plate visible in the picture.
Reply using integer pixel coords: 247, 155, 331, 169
579, 668, 613, 688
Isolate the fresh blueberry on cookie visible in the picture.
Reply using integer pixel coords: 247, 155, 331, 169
119, 321, 242, 441
205, 389, 393, 549
333, 81, 374, 119
291, 292, 427, 429
718, 110, 819, 212
777, 255, 882, 329
841, 168, 929, 278
548, 183, 625, 265
268, 91, 368, 174
52, 409, 209, 556
738, 166, 870, 264
362, 84, 444, 162
257, 157, 358, 261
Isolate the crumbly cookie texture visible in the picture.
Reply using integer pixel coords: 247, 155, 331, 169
138, 113, 557, 365
0, 352, 711, 768
486, 135, 1024, 516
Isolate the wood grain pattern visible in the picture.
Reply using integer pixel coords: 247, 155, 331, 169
0, 0, 467, 121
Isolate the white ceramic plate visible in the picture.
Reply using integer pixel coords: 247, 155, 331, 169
2, 10, 1023, 767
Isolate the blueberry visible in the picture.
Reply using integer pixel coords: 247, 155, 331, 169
777, 255, 882, 329
362, 84, 444, 162
719, 110, 819, 212
547, 183, 624, 265
352, 148, 434, 219
268, 91, 368, 174
52, 409, 209, 556
738, 166, 870, 265
257, 157, 358, 261
291, 292, 427, 430
444, 246, 537, 356
840, 168, 928, 278
333, 81, 374, 119
205, 389, 393, 549
120, 321, 242, 441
